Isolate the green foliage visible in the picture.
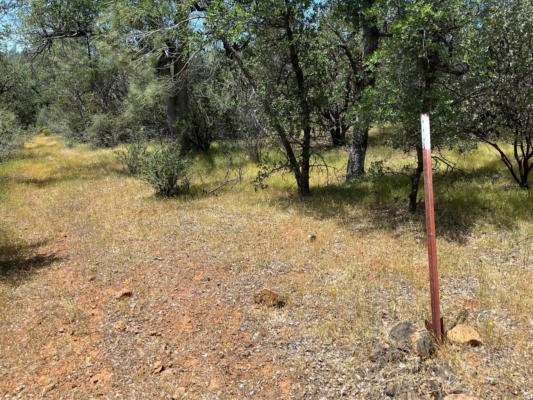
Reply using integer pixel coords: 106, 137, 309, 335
369, 0, 473, 149
139, 142, 189, 197
0, 108, 22, 162
0, 53, 40, 127
86, 114, 122, 148
3, 0, 531, 195
25, 35, 129, 146
459, 0, 532, 188
119, 74, 168, 140
101, 0, 219, 151
116, 135, 148, 175
21, 0, 103, 53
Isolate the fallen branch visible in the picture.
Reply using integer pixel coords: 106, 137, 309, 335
203, 169, 242, 196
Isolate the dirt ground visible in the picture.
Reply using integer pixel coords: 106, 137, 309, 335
0, 136, 531, 399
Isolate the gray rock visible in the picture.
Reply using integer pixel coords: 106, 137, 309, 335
390, 322, 417, 344
409, 330, 435, 358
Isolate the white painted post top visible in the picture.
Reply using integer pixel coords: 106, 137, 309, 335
421, 113, 431, 150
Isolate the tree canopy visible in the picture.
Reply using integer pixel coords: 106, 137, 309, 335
0, 0, 531, 196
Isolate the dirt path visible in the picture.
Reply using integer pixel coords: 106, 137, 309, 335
0, 201, 298, 398
0, 137, 322, 398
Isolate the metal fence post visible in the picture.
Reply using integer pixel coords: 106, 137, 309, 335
420, 113, 442, 344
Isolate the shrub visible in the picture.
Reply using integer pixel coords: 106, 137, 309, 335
0, 108, 22, 162
41, 128, 52, 136
86, 114, 122, 148
140, 142, 189, 196
116, 138, 148, 175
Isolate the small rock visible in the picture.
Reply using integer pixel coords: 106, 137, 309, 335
389, 322, 417, 344
386, 322, 437, 358
152, 361, 164, 374
253, 289, 286, 307
174, 387, 186, 397
116, 288, 132, 299
447, 324, 482, 346
409, 330, 435, 357
443, 395, 479, 400
308, 234, 317, 242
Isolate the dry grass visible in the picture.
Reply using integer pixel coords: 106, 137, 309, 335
0, 135, 531, 399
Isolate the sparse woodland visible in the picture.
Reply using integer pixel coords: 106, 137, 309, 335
0, 1, 532, 399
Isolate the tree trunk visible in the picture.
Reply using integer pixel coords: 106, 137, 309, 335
222, 14, 312, 196
330, 124, 346, 147
298, 126, 312, 196
297, 168, 311, 196
515, 141, 531, 189
284, 2, 312, 197
346, 124, 369, 179
409, 145, 424, 212
362, 23, 380, 62
519, 171, 530, 189
345, 7, 380, 180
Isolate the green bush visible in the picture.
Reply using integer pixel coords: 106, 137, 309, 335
116, 139, 148, 175
0, 108, 22, 162
41, 128, 52, 136
86, 114, 122, 148
140, 142, 189, 196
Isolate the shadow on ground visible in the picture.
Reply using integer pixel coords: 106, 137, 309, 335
269, 166, 532, 243
7, 160, 125, 188
0, 233, 62, 285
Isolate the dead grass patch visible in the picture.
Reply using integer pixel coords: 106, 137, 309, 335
0, 135, 530, 399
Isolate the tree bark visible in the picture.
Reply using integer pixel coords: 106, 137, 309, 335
284, 0, 312, 196
346, 124, 368, 179
346, 5, 380, 180
409, 145, 424, 212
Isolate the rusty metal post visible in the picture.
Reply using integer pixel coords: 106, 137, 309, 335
420, 113, 442, 344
